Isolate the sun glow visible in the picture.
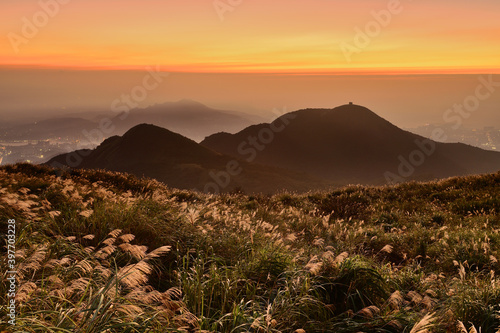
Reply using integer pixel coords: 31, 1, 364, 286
1, 0, 499, 74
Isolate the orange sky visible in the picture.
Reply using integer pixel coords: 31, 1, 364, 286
1, 0, 500, 74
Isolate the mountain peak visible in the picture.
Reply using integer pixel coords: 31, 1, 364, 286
176, 99, 207, 107
122, 123, 176, 139
331, 103, 383, 119
336, 103, 370, 112
278, 104, 387, 127
120, 123, 199, 149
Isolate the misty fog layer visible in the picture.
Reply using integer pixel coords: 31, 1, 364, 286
1, 69, 499, 130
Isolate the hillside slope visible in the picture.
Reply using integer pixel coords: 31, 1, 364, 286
46, 124, 329, 194
1, 164, 499, 332
202, 104, 500, 184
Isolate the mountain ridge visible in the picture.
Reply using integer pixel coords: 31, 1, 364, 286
110, 100, 262, 142
46, 104, 500, 192
46, 123, 329, 194
201, 104, 500, 184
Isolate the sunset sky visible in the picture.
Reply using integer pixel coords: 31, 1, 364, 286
1, 0, 500, 73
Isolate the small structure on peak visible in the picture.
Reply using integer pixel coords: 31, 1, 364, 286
349, 102, 353, 105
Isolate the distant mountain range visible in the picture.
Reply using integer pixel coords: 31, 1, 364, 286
1, 100, 262, 143
109, 99, 264, 142
46, 104, 500, 193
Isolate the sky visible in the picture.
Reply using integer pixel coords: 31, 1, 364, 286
0, 0, 499, 128
1, 0, 500, 73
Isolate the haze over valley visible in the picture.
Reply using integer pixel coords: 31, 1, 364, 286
2, 73, 500, 167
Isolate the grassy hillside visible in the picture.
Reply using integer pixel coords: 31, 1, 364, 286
1, 163, 499, 332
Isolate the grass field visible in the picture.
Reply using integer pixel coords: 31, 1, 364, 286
1, 163, 499, 332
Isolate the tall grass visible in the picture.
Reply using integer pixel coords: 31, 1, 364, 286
1, 163, 499, 332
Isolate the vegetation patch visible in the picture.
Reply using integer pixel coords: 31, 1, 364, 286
1, 164, 499, 332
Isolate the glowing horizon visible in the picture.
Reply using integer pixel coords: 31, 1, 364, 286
1, 0, 500, 74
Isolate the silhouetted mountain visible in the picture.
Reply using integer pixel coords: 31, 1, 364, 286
46, 124, 328, 193
201, 104, 500, 185
45, 105, 500, 191
111, 100, 263, 142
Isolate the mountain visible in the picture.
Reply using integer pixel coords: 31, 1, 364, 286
110, 99, 263, 142
0, 100, 262, 143
45, 104, 500, 191
201, 104, 500, 185
45, 124, 328, 194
